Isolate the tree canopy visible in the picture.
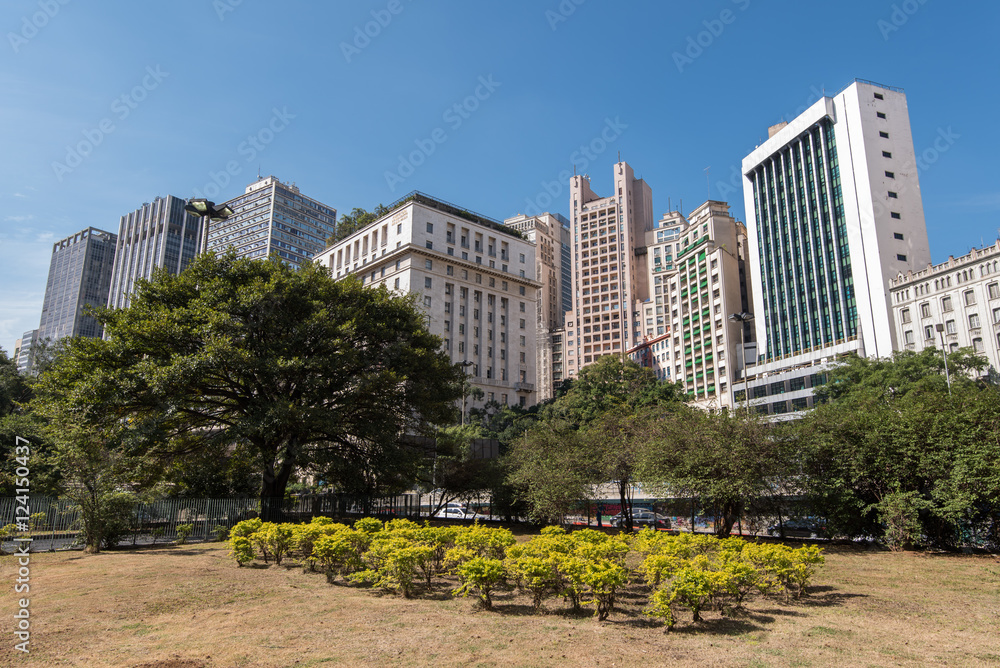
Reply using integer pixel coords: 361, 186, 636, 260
32, 252, 465, 503
327, 205, 391, 245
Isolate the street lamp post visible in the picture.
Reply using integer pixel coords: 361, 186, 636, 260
935, 323, 952, 396
184, 199, 235, 255
728, 312, 754, 415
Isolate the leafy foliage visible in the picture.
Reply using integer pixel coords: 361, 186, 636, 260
31, 252, 463, 505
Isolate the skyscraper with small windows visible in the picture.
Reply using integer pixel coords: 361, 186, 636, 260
107, 196, 202, 309
504, 211, 571, 400
209, 175, 337, 268
37, 226, 118, 343
564, 162, 653, 379
632, 201, 753, 409
740, 79, 931, 414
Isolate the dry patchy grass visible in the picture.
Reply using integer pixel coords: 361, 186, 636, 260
1, 541, 998, 667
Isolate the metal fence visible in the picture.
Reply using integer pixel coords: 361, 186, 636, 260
0, 493, 451, 552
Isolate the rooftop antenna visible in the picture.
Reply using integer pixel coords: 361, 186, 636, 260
705, 166, 711, 201
257, 165, 261, 179
668, 197, 671, 213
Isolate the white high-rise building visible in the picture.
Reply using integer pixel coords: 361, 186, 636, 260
740, 80, 931, 414
564, 162, 653, 378
315, 192, 540, 411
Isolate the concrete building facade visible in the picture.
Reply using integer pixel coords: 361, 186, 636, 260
740, 80, 932, 414
890, 239, 1000, 375
504, 212, 572, 401
37, 227, 118, 345
108, 196, 201, 309
210, 176, 337, 268
564, 162, 654, 379
315, 192, 540, 411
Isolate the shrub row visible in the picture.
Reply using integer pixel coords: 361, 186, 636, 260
227, 518, 823, 629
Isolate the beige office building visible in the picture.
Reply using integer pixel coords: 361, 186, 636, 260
564, 162, 653, 378
504, 212, 571, 401
315, 193, 540, 411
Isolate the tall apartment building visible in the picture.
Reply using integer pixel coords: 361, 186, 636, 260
504, 212, 571, 401
632, 201, 752, 409
107, 196, 202, 309
209, 175, 337, 268
315, 192, 540, 411
564, 162, 653, 379
740, 79, 931, 414
15, 329, 38, 375
889, 239, 1000, 375
36, 227, 118, 346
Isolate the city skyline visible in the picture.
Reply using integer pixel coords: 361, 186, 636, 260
3, 2, 1000, 353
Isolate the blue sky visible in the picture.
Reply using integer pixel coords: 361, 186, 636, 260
2, 0, 999, 353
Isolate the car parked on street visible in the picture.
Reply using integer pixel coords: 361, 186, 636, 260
767, 518, 826, 539
609, 509, 671, 530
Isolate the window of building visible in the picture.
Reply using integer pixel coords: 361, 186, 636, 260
790, 376, 805, 391
874, 92, 884, 100
897, 254, 907, 261
888, 191, 898, 198
425, 259, 432, 270
901, 308, 911, 323
423, 296, 432, 308
424, 277, 432, 289
969, 313, 981, 328
885, 171, 895, 178
988, 283, 1000, 300
882, 151, 892, 158
394, 278, 400, 289
904, 330, 914, 344
890, 212, 901, 219
993, 307, 1000, 324
519, 319, 526, 329
924, 325, 933, 340
920, 303, 930, 318
965, 290, 977, 306
942, 296, 953, 312
894, 232, 904, 240
877, 111, 886, 119
973, 338, 985, 352
946, 319, 956, 334
879, 131, 889, 138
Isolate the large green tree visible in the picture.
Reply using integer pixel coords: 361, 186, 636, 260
506, 357, 684, 527
639, 407, 783, 537
794, 349, 1000, 547
33, 252, 464, 504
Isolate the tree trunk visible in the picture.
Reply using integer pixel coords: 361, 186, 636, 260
618, 479, 633, 533
260, 444, 296, 521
